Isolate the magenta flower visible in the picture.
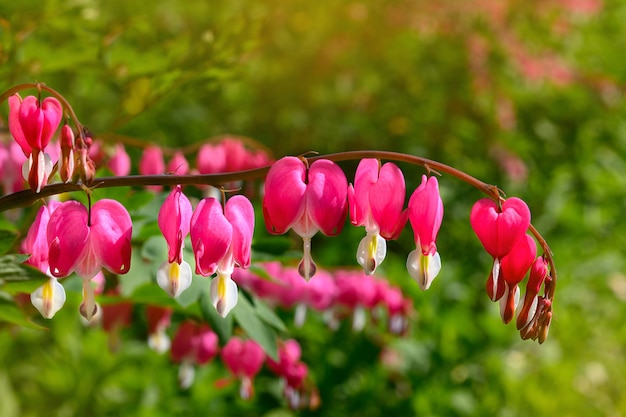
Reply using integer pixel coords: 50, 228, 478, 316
190, 195, 254, 317
20, 202, 65, 319
406, 175, 444, 290
221, 337, 266, 400
348, 158, 408, 274
157, 185, 193, 298
107, 143, 131, 176
470, 197, 531, 301
8, 94, 63, 192
146, 305, 173, 353
263, 156, 348, 280
171, 321, 219, 388
47, 199, 132, 320
497, 233, 536, 324
166, 150, 190, 175
138, 145, 165, 191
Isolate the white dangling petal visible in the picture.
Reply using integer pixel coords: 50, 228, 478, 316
178, 361, 196, 389
31, 277, 66, 319
210, 273, 238, 318
352, 305, 367, 332
148, 329, 172, 354
294, 303, 307, 328
356, 231, 387, 275
406, 250, 441, 290
157, 260, 192, 298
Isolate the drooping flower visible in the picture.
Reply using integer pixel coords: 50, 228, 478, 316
190, 195, 254, 317
171, 321, 219, 389
146, 305, 173, 354
107, 143, 131, 176
138, 145, 165, 191
406, 175, 444, 290
8, 93, 63, 192
517, 256, 549, 331
263, 156, 348, 280
221, 337, 266, 400
470, 197, 530, 301
47, 199, 132, 321
157, 185, 193, 298
267, 339, 312, 409
21, 201, 65, 319
497, 233, 537, 324
348, 158, 408, 275
167, 150, 190, 175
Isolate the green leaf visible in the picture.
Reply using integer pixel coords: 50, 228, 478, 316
199, 289, 233, 345
233, 292, 278, 361
175, 273, 207, 308
252, 297, 287, 332
0, 256, 49, 294
0, 230, 19, 256
0, 298, 46, 330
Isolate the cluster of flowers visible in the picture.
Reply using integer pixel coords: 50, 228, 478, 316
234, 262, 414, 335
4, 91, 554, 344
470, 198, 552, 342
91, 295, 317, 409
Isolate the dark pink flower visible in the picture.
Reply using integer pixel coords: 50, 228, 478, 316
47, 199, 132, 320
497, 234, 536, 324
348, 159, 408, 274
221, 337, 266, 399
263, 156, 348, 280
107, 143, 131, 176
191, 195, 254, 317
517, 256, 549, 331
406, 175, 444, 290
167, 150, 190, 175
157, 185, 193, 298
139, 145, 165, 191
171, 321, 219, 388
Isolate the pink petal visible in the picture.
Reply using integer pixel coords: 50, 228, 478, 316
47, 201, 90, 277
499, 233, 536, 286
159, 185, 193, 264
263, 156, 307, 234
90, 199, 133, 275
349, 158, 379, 229
40, 97, 63, 149
108, 143, 131, 176
408, 175, 444, 255
190, 198, 232, 276
224, 195, 255, 268
306, 159, 348, 236
470, 197, 531, 259
8, 94, 31, 156
369, 161, 407, 239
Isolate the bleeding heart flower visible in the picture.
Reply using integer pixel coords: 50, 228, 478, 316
107, 143, 131, 176
497, 233, 537, 324
517, 256, 549, 331
157, 185, 193, 298
171, 321, 219, 389
190, 195, 254, 317
221, 337, 266, 400
470, 197, 530, 301
263, 156, 348, 280
47, 199, 132, 321
8, 94, 63, 192
406, 175, 444, 290
348, 158, 408, 275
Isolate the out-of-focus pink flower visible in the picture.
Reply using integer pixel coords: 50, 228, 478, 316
171, 321, 220, 388
348, 158, 408, 275
107, 143, 131, 176
167, 150, 190, 175
157, 185, 193, 298
0, 140, 27, 193
139, 145, 165, 191
197, 143, 226, 174
47, 199, 132, 321
263, 156, 348, 280
406, 175, 444, 290
221, 337, 266, 400
191, 195, 254, 317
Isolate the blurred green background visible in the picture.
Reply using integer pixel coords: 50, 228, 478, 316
1, 0, 626, 416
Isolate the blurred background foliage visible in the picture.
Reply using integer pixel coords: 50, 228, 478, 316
1, 0, 626, 416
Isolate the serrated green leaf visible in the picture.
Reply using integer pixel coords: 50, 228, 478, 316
0, 298, 46, 330
233, 292, 278, 361
0, 230, 19, 256
199, 289, 233, 345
